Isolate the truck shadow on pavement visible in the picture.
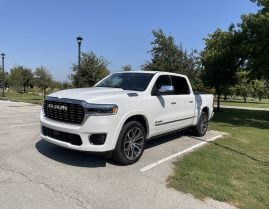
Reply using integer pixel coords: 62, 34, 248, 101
145, 130, 188, 149
35, 140, 109, 168
35, 130, 190, 168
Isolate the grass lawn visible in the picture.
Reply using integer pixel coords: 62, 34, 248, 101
0, 91, 44, 105
220, 98, 269, 109
167, 108, 269, 209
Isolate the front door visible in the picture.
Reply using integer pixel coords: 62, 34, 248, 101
149, 75, 180, 136
149, 75, 195, 137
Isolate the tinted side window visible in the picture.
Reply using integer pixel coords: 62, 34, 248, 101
152, 75, 172, 95
171, 76, 190, 95
154, 75, 171, 89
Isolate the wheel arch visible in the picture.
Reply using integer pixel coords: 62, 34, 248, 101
123, 114, 149, 138
201, 106, 209, 118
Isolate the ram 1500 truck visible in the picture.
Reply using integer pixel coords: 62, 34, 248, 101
40, 71, 214, 164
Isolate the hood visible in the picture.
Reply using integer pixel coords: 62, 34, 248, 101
47, 87, 140, 103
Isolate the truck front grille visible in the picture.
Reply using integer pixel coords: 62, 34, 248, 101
44, 99, 85, 124
42, 126, 82, 146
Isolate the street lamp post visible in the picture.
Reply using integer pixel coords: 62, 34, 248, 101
1, 53, 5, 97
76, 36, 83, 88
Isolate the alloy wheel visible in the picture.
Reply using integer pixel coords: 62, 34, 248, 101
123, 127, 145, 160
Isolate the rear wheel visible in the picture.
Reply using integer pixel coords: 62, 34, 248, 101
113, 121, 146, 165
192, 111, 208, 137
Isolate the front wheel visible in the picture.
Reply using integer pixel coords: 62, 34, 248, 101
113, 121, 146, 165
192, 111, 208, 137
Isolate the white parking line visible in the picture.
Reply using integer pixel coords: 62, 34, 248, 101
140, 135, 223, 172
0, 105, 41, 107
0, 114, 38, 118
10, 123, 40, 128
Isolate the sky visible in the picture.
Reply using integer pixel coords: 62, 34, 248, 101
0, 0, 259, 82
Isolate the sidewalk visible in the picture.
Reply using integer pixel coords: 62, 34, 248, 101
219, 105, 269, 111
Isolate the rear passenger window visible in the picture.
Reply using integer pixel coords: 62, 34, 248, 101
171, 76, 190, 95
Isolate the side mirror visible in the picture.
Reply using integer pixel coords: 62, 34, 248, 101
159, 85, 174, 93
153, 85, 174, 95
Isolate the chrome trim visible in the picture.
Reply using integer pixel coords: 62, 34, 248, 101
44, 96, 117, 125
155, 116, 195, 126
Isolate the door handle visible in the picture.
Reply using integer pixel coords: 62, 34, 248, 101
189, 101, 194, 103
171, 102, 176, 105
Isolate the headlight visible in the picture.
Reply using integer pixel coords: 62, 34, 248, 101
82, 102, 118, 116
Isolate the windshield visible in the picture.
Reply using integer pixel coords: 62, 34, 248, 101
95, 72, 154, 91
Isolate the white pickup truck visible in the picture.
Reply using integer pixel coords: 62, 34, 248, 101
40, 71, 214, 164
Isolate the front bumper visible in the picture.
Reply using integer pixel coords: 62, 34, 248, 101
40, 109, 120, 152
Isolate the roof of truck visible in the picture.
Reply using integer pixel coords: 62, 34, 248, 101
112, 70, 187, 77
114, 71, 187, 77
115, 71, 157, 74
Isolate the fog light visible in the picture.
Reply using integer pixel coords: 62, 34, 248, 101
89, 134, 106, 145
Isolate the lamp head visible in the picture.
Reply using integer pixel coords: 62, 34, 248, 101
76, 36, 83, 44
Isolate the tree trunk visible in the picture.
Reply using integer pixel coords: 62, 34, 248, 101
23, 84, 26, 93
244, 96, 247, 103
224, 94, 227, 100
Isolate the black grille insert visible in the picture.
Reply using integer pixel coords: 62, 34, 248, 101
44, 99, 85, 124
42, 126, 82, 146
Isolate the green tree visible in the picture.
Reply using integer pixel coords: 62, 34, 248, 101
121, 65, 132, 71
251, 0, 269, 7
50, 80, 73, 90
0, 69, 9, 88
187, 51, 206, 92
201, 28, 242, 110
9, 67, 20, 91
20, 68, 33, 92
143, 29, 202, 90
51, 80, 62, 90
228, 86, 237, 99
234, 71, 252, 103
251, 79, 265, 100
61, 81, 73, 90
9, 66, 33, 92
238, 0, 269, 79
34, 67, 53, 98
9, 66, 23, 91
70, 52, 110, 87
143, 29, 193, 74
0, 67, 2, 84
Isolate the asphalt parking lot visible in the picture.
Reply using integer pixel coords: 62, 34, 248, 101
0, 100, 235, 209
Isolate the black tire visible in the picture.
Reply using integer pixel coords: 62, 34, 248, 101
192, 111, 208, 137
113, 121, 146, 165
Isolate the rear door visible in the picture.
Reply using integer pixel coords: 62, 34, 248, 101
170, 75, 195, 128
